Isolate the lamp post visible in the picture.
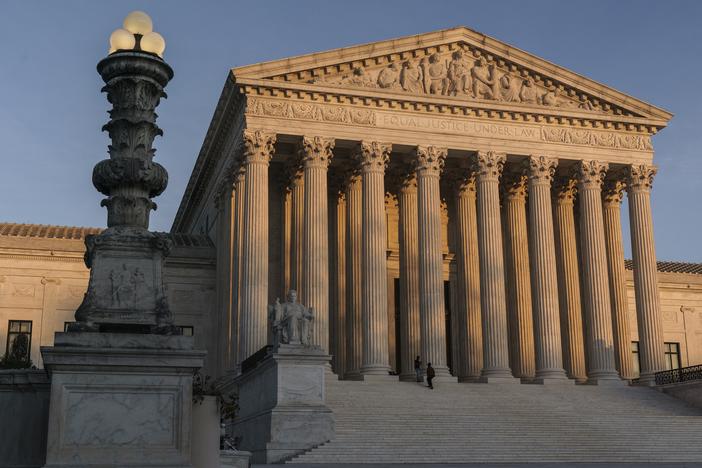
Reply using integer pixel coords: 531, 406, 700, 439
42, 14, 204, 468
71, 11, 177, 334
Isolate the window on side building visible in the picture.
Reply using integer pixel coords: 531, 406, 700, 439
664, 342, 681, 370
631, 341, 640, 376
5, 320, 32, 363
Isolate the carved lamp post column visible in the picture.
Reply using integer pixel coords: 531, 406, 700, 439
72, 11, 176, 334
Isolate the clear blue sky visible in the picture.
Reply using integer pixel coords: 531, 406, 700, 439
1, 0, 701, 261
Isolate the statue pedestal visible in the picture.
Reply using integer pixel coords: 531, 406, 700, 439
232, 344, 333, 463
41, 332, 205, 468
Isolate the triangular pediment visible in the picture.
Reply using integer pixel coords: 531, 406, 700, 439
232, 27, 671, 123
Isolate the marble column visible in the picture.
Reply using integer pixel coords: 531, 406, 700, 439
290, 167, 304, 298
356, 141, 393, 376
397, 172, 422, 381
416, 146, 450, 377
553, 178, 587, 382
231, 163, 246, 368
627, 164, 666, 384
576, 160, 620, 382
345, 172, 363, 379
239, 130, 276, 361
602, 178, 636, 380
527, 155, 568, 381
214, 181, 229, 374
331, 191, 347, 376
282, 180, 292, 295
474, 151, 514, 381
502, 172, 535, 380
301, 136, 335, 352
453, 169, 483, 382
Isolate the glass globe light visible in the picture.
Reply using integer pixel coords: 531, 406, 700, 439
123, 11, 153, 35
140, 31, 166, 58
109, 28, 136, 54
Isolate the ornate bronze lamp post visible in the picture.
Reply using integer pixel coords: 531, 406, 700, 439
72, 11, 178, 334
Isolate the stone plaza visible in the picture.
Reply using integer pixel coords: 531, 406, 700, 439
2, 23, 702, 466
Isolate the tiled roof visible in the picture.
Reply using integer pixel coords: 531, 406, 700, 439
0, 222, 102, 240
624, 260, 702, 275
0, 223, 214, 248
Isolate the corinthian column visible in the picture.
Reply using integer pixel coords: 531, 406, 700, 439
527, 155, 568, 381
502, 172, 535, 380
577, 160, 620, 383
602, 178, 636, 380
416, 146, 450, 377
553, 178, 587, 382
345, 172, 363, 379
238, 130, 276, 360
475, 151, 515, 382
289, 167, 304, 297
300, 136, 335, 352
627, 164, 666, 385
330, 189, 347, 376
453, 169, 483, 381
397, 172, 421, 381
356, 141, 393, 376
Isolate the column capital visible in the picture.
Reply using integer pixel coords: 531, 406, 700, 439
602, 179, 626, 207
553, 177, 578, 204
399, 171, 418, 194
354, 141, 392, 173
474, 151, 506, 180
242, 129, 276, 165
502, 172, 528, 200
627, 164, 657, 193
576, 160, 608, 190
300, 135, 335, 168
528, 155, 558, 185
450, 168, 477, 197
415, 146, 447, 177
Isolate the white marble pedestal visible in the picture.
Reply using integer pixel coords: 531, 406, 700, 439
40, 332, 205, 468
232, 344, 333, 464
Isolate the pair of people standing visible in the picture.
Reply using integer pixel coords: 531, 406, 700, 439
413, 356, 436, 389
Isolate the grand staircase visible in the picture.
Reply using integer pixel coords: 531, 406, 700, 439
288, 376, 702, 464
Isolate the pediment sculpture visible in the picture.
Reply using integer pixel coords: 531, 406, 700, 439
308, 47, 606, 113
269, 290, 314, 347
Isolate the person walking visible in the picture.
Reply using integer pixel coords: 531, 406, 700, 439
426, 362, 435, 389
414, 355, 422, 382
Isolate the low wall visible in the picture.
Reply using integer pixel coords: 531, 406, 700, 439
0, 370, 50, 468
660, 380, 702, 409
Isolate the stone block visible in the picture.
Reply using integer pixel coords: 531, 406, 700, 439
232, 344, 333, 463
41, 332, 205, 468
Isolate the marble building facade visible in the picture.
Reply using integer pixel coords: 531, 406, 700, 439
3, 28, 701, 386
170, 27, 685, 386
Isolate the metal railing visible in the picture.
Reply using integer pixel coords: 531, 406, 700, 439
655, 364, 702, 385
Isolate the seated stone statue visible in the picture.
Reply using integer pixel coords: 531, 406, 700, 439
269, 290, 314, 347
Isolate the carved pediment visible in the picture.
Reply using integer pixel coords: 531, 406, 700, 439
233, 27, 671, 123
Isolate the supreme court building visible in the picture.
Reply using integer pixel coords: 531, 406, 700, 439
169, 26, 676, 386
5, 27, 702, 389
